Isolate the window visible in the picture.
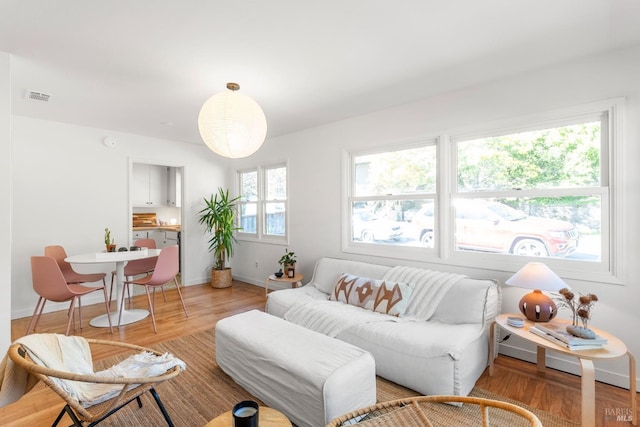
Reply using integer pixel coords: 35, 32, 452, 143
344, 99, 623, 283
238, 164, 287, 241
454, 119, 603, 260
344, 141, 438, 255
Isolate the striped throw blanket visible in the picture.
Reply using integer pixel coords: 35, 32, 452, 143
382, 266, 466, 320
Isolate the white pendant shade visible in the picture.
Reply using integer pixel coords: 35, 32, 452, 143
198, 83, 267, 159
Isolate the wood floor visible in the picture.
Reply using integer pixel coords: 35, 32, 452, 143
3, 280, 638, 426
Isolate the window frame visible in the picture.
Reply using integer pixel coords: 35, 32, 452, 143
342, 98, 624, 284
342, 138, 441, 260
237, 162, 289, 244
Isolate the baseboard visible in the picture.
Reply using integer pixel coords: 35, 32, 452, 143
232, 274, 269, 289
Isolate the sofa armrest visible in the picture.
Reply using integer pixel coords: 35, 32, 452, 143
430, 278, 500, 325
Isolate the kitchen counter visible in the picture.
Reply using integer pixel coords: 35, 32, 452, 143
133, 225, 181, 232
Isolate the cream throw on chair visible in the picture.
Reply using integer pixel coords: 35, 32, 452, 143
0, 333, 185, 408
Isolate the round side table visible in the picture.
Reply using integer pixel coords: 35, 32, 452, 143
264, 273, 304, 297
490, 313, 637, 427
205, 406, 291, 427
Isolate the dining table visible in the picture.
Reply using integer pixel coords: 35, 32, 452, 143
65, 249, 161, 327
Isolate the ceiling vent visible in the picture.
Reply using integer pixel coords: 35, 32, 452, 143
25, 90, 52, 102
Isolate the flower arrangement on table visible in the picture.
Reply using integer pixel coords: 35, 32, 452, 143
555, 287, 599, 338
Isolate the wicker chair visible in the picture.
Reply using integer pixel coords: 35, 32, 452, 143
8, 338, 183, 426
325, 395, 542, 427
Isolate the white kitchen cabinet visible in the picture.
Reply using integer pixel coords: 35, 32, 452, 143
164, 231, 179, 246
132, 163, 168, 207
153, 230, 179, 249
132, 230, 148, 240
147, 230, 166, 248
167, 167, 182, 207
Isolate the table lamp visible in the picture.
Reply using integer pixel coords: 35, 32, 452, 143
505, 262, 568, 322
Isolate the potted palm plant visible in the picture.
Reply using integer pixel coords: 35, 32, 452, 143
198, 187, 241, 288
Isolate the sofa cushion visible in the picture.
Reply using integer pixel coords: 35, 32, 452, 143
336, 320, 488, 396
266, 285, 328, 319
329, 274, 414, 316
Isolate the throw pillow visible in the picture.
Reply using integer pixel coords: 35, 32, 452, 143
329, 274, 414, 316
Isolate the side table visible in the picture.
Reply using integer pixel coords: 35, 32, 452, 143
205, 406, 292, 427
265, 273, 304, 297
490, 313, 637, 427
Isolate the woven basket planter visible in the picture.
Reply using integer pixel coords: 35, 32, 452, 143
211, 268, 232, 288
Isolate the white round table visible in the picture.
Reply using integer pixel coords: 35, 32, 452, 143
65, 249, 161, 327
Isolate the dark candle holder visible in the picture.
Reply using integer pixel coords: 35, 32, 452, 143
232, 400, 259, 427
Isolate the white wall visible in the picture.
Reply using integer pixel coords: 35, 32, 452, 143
230, 45, 640, 389
10, 117, 227, 319
0, 52, 11, 350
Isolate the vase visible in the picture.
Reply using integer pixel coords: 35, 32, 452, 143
106, 244, 116, 252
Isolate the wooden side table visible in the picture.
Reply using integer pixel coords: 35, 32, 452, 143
205, 406, 291, 427
264, 273, 304, 297
490, 313, 637, 427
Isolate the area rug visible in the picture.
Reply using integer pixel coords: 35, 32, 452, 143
91, 328, 578, 426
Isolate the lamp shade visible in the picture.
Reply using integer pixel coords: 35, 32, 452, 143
198, 83, 267, 159
505, 262, 568, 291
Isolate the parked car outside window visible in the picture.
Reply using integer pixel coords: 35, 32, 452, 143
352, 210, 403, 242
413, 200, 579, 257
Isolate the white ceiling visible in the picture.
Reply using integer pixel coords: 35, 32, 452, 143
2, 0, 640, 146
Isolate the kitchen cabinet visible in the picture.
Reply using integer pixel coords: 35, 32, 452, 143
147, 230, 166, 248
167, 167, 182, 207
151, 230, 179, 249
164, 231, 179, 246
132, 163, 168, 207
132, 230, 148, 240
163, 231, 181, 272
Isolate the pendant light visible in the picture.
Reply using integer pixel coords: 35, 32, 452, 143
198, 82, 267, 158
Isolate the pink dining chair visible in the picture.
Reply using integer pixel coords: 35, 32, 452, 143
27, 256, 113, 335
109, 238, 161, 304
44, 245, 107, 287
44, 245, 109, 332
119, 245, 188, 333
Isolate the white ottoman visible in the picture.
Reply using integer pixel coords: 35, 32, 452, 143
215, 310, 376, 427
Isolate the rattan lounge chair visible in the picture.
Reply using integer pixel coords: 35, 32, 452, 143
325, 395, 542, 427
8, 338, 183, 426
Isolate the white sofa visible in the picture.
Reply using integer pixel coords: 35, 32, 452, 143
266, 257, 501, 397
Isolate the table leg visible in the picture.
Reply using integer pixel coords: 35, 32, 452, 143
89, 261, 149, 327
628, 351, 637, 426
579, 358, 596, 427
265, 278, 270, 297
489, 321, 496, 376
536, 346, 546, 374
